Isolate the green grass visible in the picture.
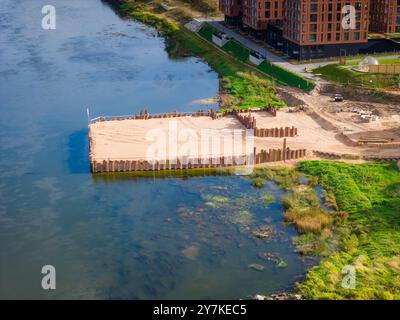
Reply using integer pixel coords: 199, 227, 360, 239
346, 57, 400, 67
177, 29, 285, 109
181, 0, 218, 15
384, 33, 400, 39
297, 161, 400, 299
258, 61, 315, 91
222, 40, 250, 62
197, 24, 214, 41
314, 64, 400, 89
378, 58, 400, 65
197, 25, 315, 91
120, 4, 285, 110
120, 4, 179, 35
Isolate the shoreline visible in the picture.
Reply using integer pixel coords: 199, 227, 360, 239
102, 0, 400, 300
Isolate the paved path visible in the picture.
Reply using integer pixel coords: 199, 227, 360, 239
208, 21, 326, 84
208, 21, 400, 86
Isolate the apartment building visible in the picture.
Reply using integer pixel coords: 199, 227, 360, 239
219, 0, 242, 23
219, 0, 400, 59
283, 0, 370, 58
370, 0, 400, 33
242, 0, 283, 30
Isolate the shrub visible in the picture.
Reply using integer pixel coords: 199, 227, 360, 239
252, 177, 266, 188
284, 209, 332, 233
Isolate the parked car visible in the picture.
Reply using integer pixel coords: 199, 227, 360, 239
334, 94, 344, 102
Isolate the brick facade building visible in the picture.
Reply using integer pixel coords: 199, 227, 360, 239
370, 0, 400, 33
219, 0, 400, 59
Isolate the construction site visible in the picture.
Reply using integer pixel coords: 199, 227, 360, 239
89, 94, 400, 173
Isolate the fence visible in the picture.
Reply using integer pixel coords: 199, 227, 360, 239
255, 148, 307, 164
369, 64, 400, 74
91, 147, 308, 173
91, 155, 253, 173
231, 107, 298, 138
90, 109, 213, 124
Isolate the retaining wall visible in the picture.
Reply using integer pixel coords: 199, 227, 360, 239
232, 108, 298, 138
91, 148, 308, 173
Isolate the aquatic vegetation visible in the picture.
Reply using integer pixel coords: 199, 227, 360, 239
258, 252, 287, 268
182, 244, 200, 260
251, 167, 301, 190
263, 194, 275, 203
292, 233, 336, 256
204, 201, 219, 209
252, 177, 266, 188
276, 259, 288, 268
297, 161, 400, 299
280, 186, 335, 233
251, 225, 275, 240
281, 188, 321, 211
210, 195, 229, 203
284, 209, 332, 234
248, 263, 265, 272
227, 210, 254, 229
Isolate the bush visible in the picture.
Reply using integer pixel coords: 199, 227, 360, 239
182, 0, 218, 14
252, 177, 266, 188
285, 209, 332, 233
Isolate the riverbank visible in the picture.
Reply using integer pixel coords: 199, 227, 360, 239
106, 0, 400, 300
114, 0, 285, 110
251, 162, 400, 299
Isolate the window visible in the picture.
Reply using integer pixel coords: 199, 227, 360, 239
327, 33, 332, 41
310, 4, 318, 12
344, 32, 349, 40
309, 34, 317, 42
310, 14, 318, 22
354, 32, 360, 40
310, 24, 317, 32
336, 33, 340, 41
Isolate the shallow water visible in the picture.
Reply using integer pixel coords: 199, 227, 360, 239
0, 0, 308, 299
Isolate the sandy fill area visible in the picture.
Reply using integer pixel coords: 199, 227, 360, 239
89, 116, 254, 162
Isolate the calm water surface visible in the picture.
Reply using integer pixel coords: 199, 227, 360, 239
0, 0, 309, 299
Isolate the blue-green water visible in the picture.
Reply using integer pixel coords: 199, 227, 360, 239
0, 0, 309, 299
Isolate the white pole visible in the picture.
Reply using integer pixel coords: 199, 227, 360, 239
87, 107, 90, 125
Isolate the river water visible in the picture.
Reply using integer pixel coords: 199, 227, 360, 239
0, 0, 309, 299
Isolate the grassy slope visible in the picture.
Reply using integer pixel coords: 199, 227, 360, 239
198, 25, 315, 91
120, 5, 285, 110
298, 161, 400, 299
314, 64, 400, 89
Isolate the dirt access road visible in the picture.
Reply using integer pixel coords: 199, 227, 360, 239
276, 86, 400, 159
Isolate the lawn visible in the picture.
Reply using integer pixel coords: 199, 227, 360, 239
222, 40, 250, 62
313, 64, 400, 88
197, 24, 315, 91
346, 57, 400, 67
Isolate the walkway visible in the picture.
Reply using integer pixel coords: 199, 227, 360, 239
207, 21, 400, 87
